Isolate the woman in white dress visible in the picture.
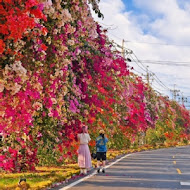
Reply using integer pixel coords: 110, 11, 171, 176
77, 126, 92, 175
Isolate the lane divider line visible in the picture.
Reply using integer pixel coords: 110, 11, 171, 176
180, 182, 190, 186
59, 154, 132, 190
177, 168, 182, 174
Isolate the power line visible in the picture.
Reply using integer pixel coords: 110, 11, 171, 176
129, 53, 148, 72
134, 60, 190, 67
129, 54, 171, 92
111, 39, 181, 96
124, 40, 190, 47
152, 73, 171, 91
140, 60, 190, 64
109, 34, 190, 67
128, 54, 147, 73
112, 41, 133, 54
109, 32, 190, 47
129, 52, 171, 91
114, 39, 190, 100
113, 40, 172, 92
113, 42, 169, 92
109, 32, 123, 41
152, 85, 168, 92
132, 68, 144, 75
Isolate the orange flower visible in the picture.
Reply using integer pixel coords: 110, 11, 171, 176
89, 140, 96, 147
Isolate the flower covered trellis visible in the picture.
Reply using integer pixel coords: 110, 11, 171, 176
0, 0, 190, 172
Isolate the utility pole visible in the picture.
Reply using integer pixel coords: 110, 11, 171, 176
170, 84, 180, 101
146, 66, 150, 85
178, 92, 187, 105
142, 66, 154, 85
121, 39, 133, 60
121, 39, 125, 58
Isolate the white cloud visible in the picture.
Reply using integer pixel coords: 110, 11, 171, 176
134, 0, 177, 14
130, 0, 190, 44
91, 0, 190, 103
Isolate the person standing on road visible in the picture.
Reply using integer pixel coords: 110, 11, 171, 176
77, 126, 92, 175
96, 129, 108, 173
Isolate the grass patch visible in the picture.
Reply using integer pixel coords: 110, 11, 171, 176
0, 168, 80, 190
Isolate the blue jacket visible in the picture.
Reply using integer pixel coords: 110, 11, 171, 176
96, 136, 108, 152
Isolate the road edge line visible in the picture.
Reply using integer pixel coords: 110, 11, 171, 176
59, 153, 132, 190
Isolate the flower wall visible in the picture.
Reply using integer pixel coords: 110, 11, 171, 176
0, 0, 190, 172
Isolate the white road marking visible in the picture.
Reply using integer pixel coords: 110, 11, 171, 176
180, 182, 190, 186
59, 153, 131, 190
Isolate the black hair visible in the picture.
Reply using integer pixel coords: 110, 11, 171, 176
100, 133, 104, 138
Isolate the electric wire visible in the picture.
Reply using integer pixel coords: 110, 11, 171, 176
128, 54, 147, 73
128, 53, 171, 91
108, 37, 190, 98
129, 52, 171, 91
113, 41, 172, 92
107, 33, 190, 102
139, 60, 190, 64
124, 40, 190, 47
132, 60, 190, 67
152, 85, 168, 92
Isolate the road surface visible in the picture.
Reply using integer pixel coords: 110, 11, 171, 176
55, 146, 190, 190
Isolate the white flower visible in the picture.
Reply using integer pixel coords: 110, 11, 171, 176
33, 102, 43, 111
0, 111, 5, 117
66, 25, 76, 34
60, 70, 63, 76
48, 112, 53, 117
53, 29, 58, 35
56, 3, 62, 10
46, 0, 52, 6
51, 98, 57, 104
12, 61, 27, 75
67, 40, 75, 46
27, 149, 34, 156
11, 83, 22, 95
62, 9, 72, 22
0, 81, 4, 92
76, 48, 81, 55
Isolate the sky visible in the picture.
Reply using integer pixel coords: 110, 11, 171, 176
91, 0, 190, 109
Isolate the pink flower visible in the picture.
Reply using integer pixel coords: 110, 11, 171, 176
69, 100, 77, 113
42, 111, 46, 117
53, 109, 59, 118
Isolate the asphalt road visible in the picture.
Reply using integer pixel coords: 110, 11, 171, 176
56, 146, 190, 190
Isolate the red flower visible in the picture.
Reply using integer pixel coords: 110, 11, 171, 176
0, 39, 5, 54
30, 8, 46, 20
42, 27, 48, 36
41, 44, 47, 51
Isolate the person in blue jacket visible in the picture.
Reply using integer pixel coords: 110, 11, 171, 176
96, 129, 108, 173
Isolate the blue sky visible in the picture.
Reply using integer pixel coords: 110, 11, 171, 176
123, 0, 137, 11
92, 0, 190, 108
